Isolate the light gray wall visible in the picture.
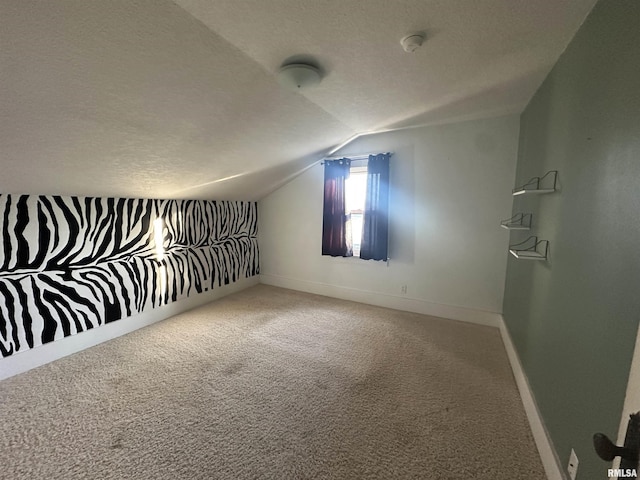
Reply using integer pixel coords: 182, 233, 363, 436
259, 115, 520, 322
502, 1, 640, 477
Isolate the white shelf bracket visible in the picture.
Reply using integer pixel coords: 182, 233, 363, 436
512, 170, 558, 196
509, 236, 549, 261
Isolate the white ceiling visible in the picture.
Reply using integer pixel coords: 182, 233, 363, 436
0, 0, 597, 201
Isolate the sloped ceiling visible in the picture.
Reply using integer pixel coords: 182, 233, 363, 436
0, 0, 597, 201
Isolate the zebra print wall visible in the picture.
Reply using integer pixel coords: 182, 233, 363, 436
0, 195, 259, 358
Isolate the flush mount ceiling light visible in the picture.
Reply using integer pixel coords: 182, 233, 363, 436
277, 63, 322, 90
400, 33, 425, 53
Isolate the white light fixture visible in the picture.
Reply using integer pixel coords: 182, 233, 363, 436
400, 34, 425, 53
278, 63, 322, 90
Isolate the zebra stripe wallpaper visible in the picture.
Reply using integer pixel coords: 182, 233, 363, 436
0, 194, 259, 358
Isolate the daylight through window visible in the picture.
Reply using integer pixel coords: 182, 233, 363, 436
344, 163, 367, 257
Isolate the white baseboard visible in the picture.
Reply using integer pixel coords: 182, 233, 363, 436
259, 273, 501, 328
0, 275, 259, 381
498, 315, 566, 480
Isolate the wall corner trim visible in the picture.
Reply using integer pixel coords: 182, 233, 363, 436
498, 315, 566, 480
259, 273, 501, 328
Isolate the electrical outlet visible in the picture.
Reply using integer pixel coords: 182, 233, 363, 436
567, 448, 579, 480
401, 285, 407, 294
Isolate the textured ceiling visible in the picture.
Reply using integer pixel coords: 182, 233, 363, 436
0, 0, 597, 201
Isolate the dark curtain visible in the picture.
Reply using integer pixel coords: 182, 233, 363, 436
322, 159, 353, 257
360, 153, 390, 261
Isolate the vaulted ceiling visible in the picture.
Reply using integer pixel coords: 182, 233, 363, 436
1, 0, 597, 201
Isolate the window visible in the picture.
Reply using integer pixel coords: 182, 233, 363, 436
322, 153, 390, 261
344, 162, 367, 257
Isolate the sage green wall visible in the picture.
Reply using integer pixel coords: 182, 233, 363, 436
503, 1, 640, 477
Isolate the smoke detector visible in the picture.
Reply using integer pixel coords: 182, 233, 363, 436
400, 33, 425, 53
278, 63, 322, 90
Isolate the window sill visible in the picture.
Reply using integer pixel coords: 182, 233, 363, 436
321, 255, 389, 266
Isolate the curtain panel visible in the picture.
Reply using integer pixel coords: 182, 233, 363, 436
360, 153, 390, 261
321, 159, 353, 257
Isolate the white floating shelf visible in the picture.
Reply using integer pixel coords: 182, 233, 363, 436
502, 224, 531, 230
509, 249, 546, 260
512, 170, 558, 196
509, 236, 549, 261
500, 213, 532, 230
512, 188, 555, 196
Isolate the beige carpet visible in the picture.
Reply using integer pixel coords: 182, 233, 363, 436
0, 285, 546, 479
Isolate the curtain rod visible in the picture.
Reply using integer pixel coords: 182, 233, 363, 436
322, 151, 393, 162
